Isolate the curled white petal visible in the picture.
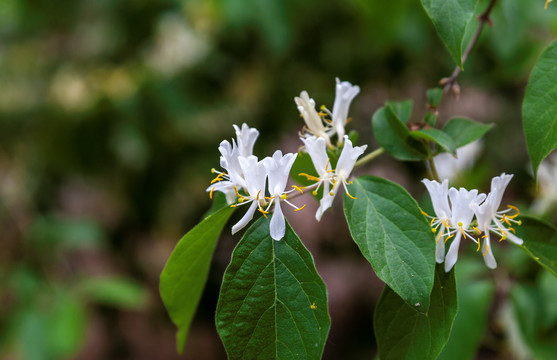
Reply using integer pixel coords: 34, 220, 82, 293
295, 91, 330, 142
422, 179, 451, 220
481, 233, 497, 269
270, 201, 285, 241
233, 123, 259, 157
445, 232, 462, 272
231, 201, 258, 235
332, 78, 360, 140
301, 136, 329, 177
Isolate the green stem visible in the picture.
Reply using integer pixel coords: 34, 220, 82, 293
428, 157, 439, 181
354, 147, 385, 168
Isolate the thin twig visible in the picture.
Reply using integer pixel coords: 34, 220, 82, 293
354, 147, 385, 169
440, 0, 498, 96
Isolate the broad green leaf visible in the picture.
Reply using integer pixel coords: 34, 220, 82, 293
386, 99, 414, 124
523, 40, 557, 178
374, 264, 458, 360
216, 216, 330, 360
47, 291, 86, 359
438, 260, 494, 360
78, 276, 149, 310
514, 216, 557, 277
511, 284, 557, 360
343, 176, 435, 311
427, 88, 444, 108
204, 191, 229, 218
160, 206, 235, 353
421, 0, 478, 68
442, 117, 493, 148
410, 128, 457, 155
372, 105, 428, 161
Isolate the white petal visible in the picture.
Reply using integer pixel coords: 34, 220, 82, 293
233, 123, 259, 157
231, 201, 258, 235
206, 181, 236, 205
301, 136, 329, 176
335, 136, 367, 179
270, 201, 285, 241
316, 185, 336, 221
482, 234, 497, 269
435, 225, 446, 263
331, 78, 360, 140
444, 232, 462, 272
422, 178, 451, 219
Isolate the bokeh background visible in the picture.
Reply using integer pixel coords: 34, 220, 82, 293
1, 0, 557, 359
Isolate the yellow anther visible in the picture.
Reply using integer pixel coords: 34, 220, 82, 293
329, 191, 334, 196
209, 186, 215, 199
211, 168, 216, 174
294, 204, 306, 212
292, 185, 304, 194
233, 186, 246, 199
312, 190, 318, 196
436, 231, 443, 243
238, 198, 245, 203
432, 228, 437, 234
256, 190, 262, 201
421, 210, 429, 217
444, 233, 454, 244
509, 227, 516, 234
230, 204, 237, 208
518, 220, 522, 226
281, 194, 287, 200
317, 112, 328, 117
458, 221, 463, 227
483, 243, 489, 256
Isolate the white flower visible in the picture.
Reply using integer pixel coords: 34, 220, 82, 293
295, 91, 331, 145
434, 140, 482, 182
331, 78, 360, 141
207, 123, 258, 204
233, 123, 259, 157
300, 136, 334, 198
444, 188, 486, 272
231, 155, 267, 235
471, 173, 523, 269
263, 151, 299, 240
421, 179, 452, 263
316, 135, 366, 221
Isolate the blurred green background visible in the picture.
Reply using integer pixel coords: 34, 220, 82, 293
1, 0, 556, 359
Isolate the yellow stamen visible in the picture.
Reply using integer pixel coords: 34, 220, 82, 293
292, 185, 304, 194
211, 173, 225, 184
298, 173, 321, 182
509, 227, 516, 234
312, 190, 318, 196
211, 168, 216, 174
432, 228, 437, 234
545, 0, 552, 10
294, 204, 306, 212
209, 186, 215, 199
234, 186, 246, 200
280, 194, 287, 200
473, 227, 481, 234
518, 220, 522, 226
436, 231, 443, 243
444, 233, 454, 244
345, 192, 357, 200
421, 210, 429, 217
430, 218, 436, 226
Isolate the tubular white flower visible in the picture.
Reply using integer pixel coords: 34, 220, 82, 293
434, 140, 482, 182
231, 155, 267, 235
421, 179, 451, 263
300, 136, 335, 199
233, 123, 259, 157
316, 136, 367, 221
532, 153, 557, 214
295, 91, 331, 145
472, 173, 523, 269
331, 78, 360, 141
444, 188, 486, 272
263, 151, 298, 240
207, 124, 259, 204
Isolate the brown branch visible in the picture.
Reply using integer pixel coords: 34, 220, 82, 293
440, 0, 498, 97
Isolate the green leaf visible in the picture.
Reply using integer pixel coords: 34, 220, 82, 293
410, 128, 457, 155
538, 270, 557, 330
424, 112, 437, 127
79, 276, 149, 310
343, 176, 435, 311
427, 88, 444, 108
438, 260, 494, 360
386, 99, 414, 124
372, 104, 428, 161
514, 216, 557, 277
421, 0, 478, 68
523, 39, 557, 178
47, 291, 86, 359
216, 216, 330, 360
160, 206, 235, 353
442, 117, 493, 148
374, 264, 458, 360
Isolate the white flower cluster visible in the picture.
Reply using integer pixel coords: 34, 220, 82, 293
422, 173, 523, 272
207, 78, 367, 240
